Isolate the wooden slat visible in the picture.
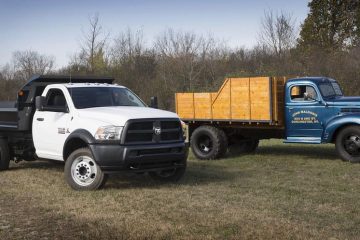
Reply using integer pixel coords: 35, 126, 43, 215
194, 93, 212, 119
212, 78, 230, 104
272, 76, 287, 124
250, 77, 271, 121
175, 93, 194, 119
212, 79, 231, 119
230, 77, 250, 120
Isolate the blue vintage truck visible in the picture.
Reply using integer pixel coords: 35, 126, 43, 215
176, 76, 360, 163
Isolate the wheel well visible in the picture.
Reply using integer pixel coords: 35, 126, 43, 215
331, 124, 360, 143
63, 138, 88, 161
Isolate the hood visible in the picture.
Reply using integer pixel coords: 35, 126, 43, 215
77, 106, 179, 126
329, 96, 360, 106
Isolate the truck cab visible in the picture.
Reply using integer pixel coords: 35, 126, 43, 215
0, 75, 188, 190
285, 77, 360, 162
285, 77, 342, 143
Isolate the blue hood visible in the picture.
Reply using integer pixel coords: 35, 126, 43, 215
329, 96, 360, 106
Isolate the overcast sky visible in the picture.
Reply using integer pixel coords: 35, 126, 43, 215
0, 0, 309, 68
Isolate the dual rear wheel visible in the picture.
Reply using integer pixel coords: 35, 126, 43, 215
190, 126, 228, 160
0, 138, 10, 170
190, 126, 259, 160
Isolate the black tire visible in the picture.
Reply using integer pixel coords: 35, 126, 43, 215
148, 167, 186, 182
0, 138, 10, 171
218, 128, 229, 157
64, 148, 107, 190
336, 126, 360, 163
190, 126, 227, 160
244, 139, 259, 153
228, 136, 259, 155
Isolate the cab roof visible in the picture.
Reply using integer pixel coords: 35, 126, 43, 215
25, 75, 114, 86
287, 77, 337, 84
63, 83, 125, 88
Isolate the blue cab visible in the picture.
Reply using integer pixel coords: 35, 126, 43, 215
285, 77, 360, 162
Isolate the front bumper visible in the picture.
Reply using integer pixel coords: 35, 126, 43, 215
89, 142, 188, 173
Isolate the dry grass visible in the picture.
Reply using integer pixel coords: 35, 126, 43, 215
0, 139, 360, 239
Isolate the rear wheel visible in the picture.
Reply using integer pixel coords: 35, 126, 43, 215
0, 139, 10, 171
65, 148, 108, 190
336, 126, 360, 163
242, 139, 259, 153
218, 128, 229, 157
228, 136, 259, 155
148, 167, 186, 182
190, 126, 228, 160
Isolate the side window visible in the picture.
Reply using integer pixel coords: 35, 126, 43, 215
290, 85, 318, 102
46, 89, 67, 108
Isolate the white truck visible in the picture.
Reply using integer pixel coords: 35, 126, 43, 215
0, 75, 188, 190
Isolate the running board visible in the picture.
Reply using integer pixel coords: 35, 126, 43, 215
284, 137, 322, 144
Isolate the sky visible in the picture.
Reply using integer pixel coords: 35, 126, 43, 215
0, 0, 309, 69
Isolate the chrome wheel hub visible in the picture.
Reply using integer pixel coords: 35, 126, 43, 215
71, 156, 97, 186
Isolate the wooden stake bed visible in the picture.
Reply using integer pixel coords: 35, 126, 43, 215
175, 77, 287, 126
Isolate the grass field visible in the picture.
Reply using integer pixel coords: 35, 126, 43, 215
0, 139, 359, 240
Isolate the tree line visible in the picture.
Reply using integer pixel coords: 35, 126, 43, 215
1, 0, 360, 110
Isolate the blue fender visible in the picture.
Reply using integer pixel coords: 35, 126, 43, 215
323, 114, 360, 143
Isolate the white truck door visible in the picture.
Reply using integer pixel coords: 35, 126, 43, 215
33, 88, 71, 161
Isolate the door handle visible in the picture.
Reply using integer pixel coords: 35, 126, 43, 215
36, 118, 44, 121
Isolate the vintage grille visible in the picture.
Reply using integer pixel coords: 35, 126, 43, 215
124, 119, 182, 144
341, 108, 360, 113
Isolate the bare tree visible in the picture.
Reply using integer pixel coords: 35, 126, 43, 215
258, 10, 296, 59
109, 28, 157, 98
155, 29, 211, 92
78, 13, 109, 73
111, 28, 145, 65
12, 50, 55, 81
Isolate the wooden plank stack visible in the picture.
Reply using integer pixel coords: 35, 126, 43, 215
175, 76, 288, 125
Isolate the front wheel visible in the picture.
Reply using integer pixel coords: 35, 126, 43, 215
148, 167, 186, 182
0, 139, 10, 171
65, 148, 108, 190
336, 126, 360, 163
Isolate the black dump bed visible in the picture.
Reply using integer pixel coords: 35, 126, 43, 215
0, 102, 17, 130
0, 75, 114, 132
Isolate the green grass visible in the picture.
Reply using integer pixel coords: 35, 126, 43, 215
0, 139, 359, 239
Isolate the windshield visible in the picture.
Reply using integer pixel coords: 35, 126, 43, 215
68, 87, 146, 109
318, 82, 343, 98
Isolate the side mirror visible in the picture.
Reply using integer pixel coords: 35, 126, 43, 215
35, 96, 46, 111
150, 96, 158, 109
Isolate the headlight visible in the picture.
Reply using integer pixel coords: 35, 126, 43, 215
180, 121, 188, 141
94, 126, 123, 141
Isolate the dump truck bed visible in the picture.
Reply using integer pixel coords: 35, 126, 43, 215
0, 102, 18, 130
175, 77, 287, 126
